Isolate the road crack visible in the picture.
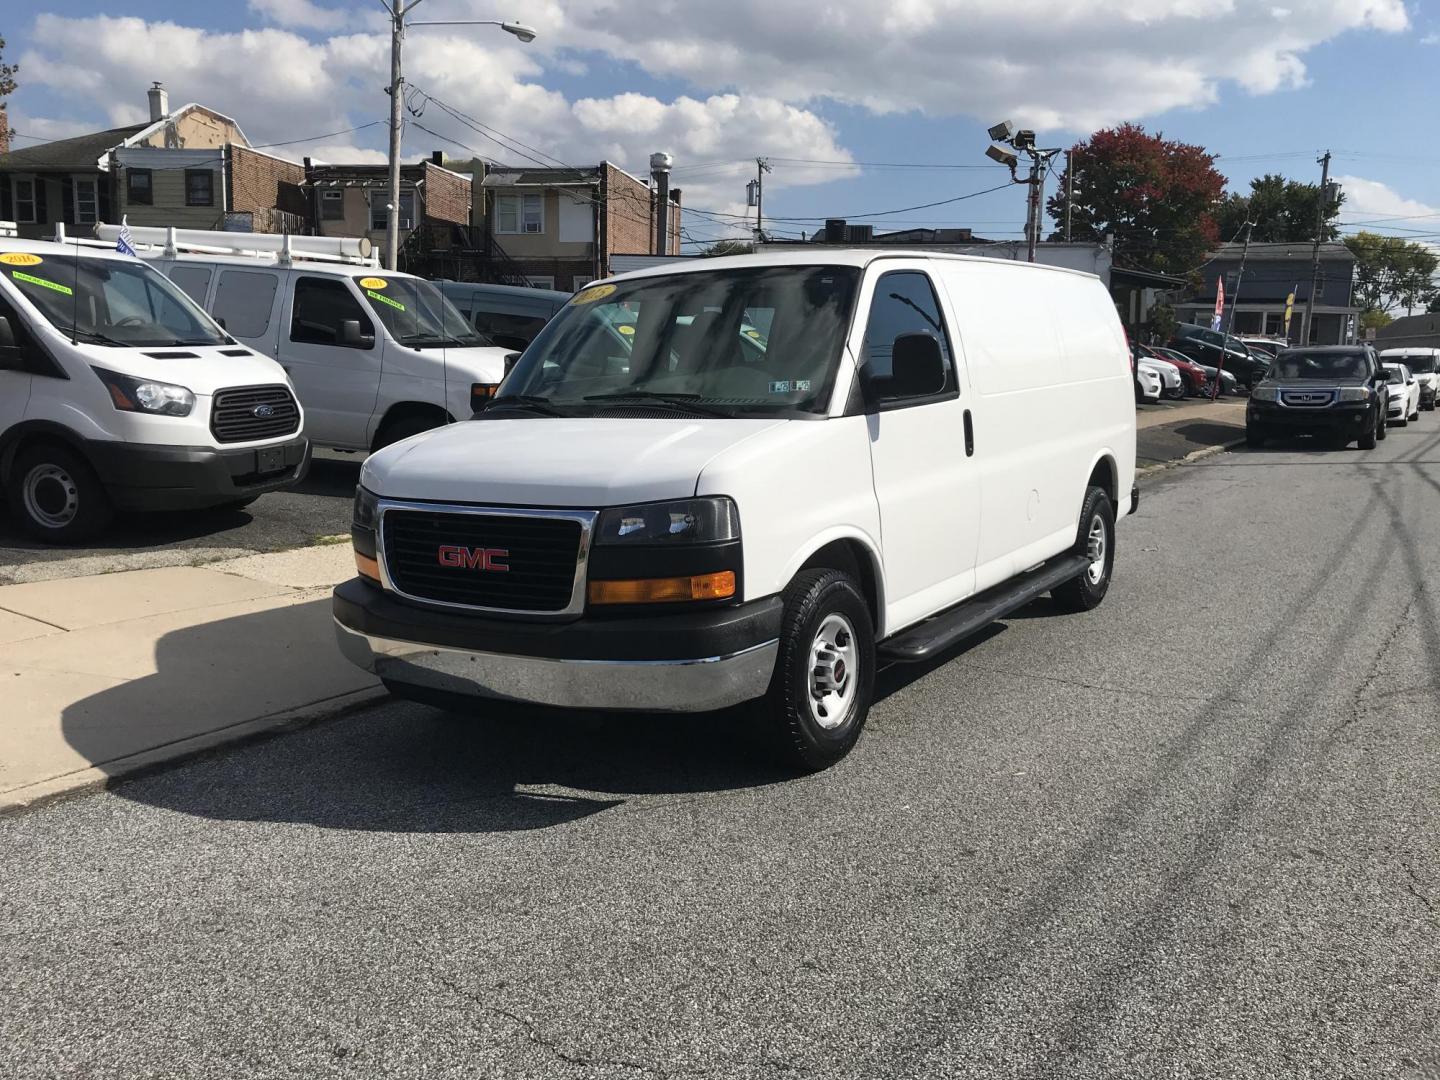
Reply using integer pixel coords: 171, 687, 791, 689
1402, 862, 1438, 922
487, 1006, 669, 1077
1332, 588, 1422, 737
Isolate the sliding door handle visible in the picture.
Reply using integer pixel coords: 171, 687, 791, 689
963, 409, 974, 457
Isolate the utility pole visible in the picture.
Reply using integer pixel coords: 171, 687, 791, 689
1300, 149, 1332, 346
384, 0, 408, 272
1025, 154, 1045, 263
754, 157, 771, 244
1064, 149, 1074, 243
1216, 220, 1255, 399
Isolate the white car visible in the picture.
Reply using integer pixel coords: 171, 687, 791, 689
334, 251, 1138, 771
0, 239, 308, 542
1382, 362, 1421, 426
1135, 365, 1162, 402
1379, 347, 1438, 412
1137, 356, 1183, 399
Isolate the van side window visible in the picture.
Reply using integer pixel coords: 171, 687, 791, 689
167, 265, 213, 306
0, 293, 62, 378
291, 277, 373, 348
471, 309, 548, 346
861, 271, 955, 403
214, 270, 279, 339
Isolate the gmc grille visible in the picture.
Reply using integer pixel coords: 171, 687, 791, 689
382, 509, 583, 612
210, 385, 301, 444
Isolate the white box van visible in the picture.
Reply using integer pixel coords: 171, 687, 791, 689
116, 227, 515, 453
0, 240, 308, 542
1378, 347, 1438, 411
332, 252, 1138, 770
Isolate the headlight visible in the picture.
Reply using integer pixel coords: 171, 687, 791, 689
1251, 386, 1277, 402
93, 367, 194, 417
353, 485, 380, 529
1338, 387, 1371, 402
595, 497, 739, 545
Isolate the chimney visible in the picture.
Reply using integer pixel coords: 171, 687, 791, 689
650, 151, 673, 255
147, 82, 168, 122
431, 150, 444, 166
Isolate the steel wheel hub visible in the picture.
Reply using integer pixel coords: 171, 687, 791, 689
23, 463, 79, 529
1085, 513, 1107, 585
808, 612, 858, 730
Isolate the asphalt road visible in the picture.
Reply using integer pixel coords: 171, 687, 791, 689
3, 422, 1438, 1079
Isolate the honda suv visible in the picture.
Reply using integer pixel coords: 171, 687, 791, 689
1246, 345, 1388, 450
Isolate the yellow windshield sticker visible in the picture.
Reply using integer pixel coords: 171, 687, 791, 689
11, 270, 72, 296
0, 253, 42, 266
617, 324, 635, 335
571, 283, 617, 305
367, 289, 405, 311
359, 277, 388, 290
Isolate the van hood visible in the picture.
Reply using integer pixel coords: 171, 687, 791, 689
361, 416, 788, 507
64, 340, 291, 395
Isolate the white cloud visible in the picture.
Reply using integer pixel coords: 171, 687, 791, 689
246, 0, 351, 32
1334, 174, 1440, 230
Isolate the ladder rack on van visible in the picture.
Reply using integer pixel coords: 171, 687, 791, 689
86, 223, 379, 267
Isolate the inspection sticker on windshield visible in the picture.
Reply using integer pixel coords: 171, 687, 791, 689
11, 270, 72, 296
0, 253, 42, 266
367, 289, 405, 311
770, 380, 799, 394
359, 276, 388, 290
571, 283, 616, 305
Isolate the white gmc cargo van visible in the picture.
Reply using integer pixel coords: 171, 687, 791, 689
0, 240, 308, 542
333, 252, 1138, 770
101, 225, 514, 452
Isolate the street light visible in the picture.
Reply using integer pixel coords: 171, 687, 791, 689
983, 118, 1060, 263
379, 2, 539, 270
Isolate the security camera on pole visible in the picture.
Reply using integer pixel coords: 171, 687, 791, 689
984, 121, 1062, 263
378, 1, 537, 272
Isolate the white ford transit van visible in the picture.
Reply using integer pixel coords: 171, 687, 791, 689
0, 240, 308, 542
333, 252, 1138, 770
112, 226, 515, 453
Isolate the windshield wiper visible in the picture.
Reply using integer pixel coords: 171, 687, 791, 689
582, 390, 730, 416
57, 326, 127, 347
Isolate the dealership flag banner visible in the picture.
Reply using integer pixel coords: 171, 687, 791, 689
1212, 276, 1225, 332
1283, 286, 1297, 336
115, 217, 137, 258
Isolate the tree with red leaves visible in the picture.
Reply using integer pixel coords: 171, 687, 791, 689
1046, 123, 1226, 277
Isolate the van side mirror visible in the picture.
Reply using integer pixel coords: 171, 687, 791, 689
869, 333, 946, 400
339, 319, 373, 348
503, 352, 521, 376
0, 316, 15, 350
0, 316, 21, 371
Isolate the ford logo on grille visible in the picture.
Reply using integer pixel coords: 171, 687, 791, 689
253, 404, 277, 418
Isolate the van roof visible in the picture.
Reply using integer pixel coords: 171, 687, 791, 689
1379, 346, 1440, 355
601, 249, 1102, 285
152, 251, 423, 279
0, 238, 137, 263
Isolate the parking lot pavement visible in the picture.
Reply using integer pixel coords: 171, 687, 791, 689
0, 451, 362, 584
3, 423, 1438, 1079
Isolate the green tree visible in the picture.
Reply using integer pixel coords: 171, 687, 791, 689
702, 240, 753, 257
1046, 124, 1226, 275
1214, 173, 1343, 243
1345, 231, 1440, 316
1360, 309, 1393, 333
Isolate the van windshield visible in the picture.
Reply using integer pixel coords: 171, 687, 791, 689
1, 252, 227, 348
498, 266, 861, 417
1389, 353, 1437, 373
354, 275, 486, 348
1271, 352, 1368, 380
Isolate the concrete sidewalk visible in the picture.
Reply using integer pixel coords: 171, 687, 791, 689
0, 544, 381, 812
1135, 396, 1246, 469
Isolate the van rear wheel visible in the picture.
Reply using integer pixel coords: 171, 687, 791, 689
758, 568, 875, 773
6, 442, 113, 544
1051, 486, 1115, 613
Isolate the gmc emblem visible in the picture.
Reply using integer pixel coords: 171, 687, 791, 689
437, 544, 510, 572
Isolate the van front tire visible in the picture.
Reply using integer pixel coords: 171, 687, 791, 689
759, 568, 875, 773
6, 442, 113, 544
1051, 486, 1115, 613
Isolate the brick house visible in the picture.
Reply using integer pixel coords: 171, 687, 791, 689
475, 163, 681, 291
303, 152, 472, 269
109, 143, 305, 233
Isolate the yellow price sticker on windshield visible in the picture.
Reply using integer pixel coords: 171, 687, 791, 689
359, 277, 387, 289
12, 270, 72, 296
617, 324, 635, 335
0, 253, 42, 266
571, 283, 616, 305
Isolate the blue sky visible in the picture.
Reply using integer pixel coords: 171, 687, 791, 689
6, 0, 1437, 250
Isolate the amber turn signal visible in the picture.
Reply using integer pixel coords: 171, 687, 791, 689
471, 382, 499, 412
355, 550, 381, 582
588, 571, 736, 605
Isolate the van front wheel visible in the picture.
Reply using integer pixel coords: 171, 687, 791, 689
6, 442, 113, 544
758, 568, 875, 773
1051, 486, 1115, 613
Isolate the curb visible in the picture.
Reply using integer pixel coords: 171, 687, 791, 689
1136, 436, 1246, 477
0, 684, 388, 817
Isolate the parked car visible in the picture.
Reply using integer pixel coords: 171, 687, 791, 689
1238, 336, 1288, 361
1169, 323, 1268, 388
1138, 355, 1184, 399
1152, 345, 1239, 395
1381, 362, 1421, 426
125, 225, 514, 453
1139, 344, 1207, 395
1135, 364, 1162, 403
438, 281, 570, 353
1247, 345, 1388, 449
1379, 347, 1438, 411
334, 252, 1139, 771
0, 239, 308, 542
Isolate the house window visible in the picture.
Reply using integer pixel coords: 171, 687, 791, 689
370, 190, 414, 231
72, 177, 98, 225
126, 169, 153, 206
185, 169, 214, 207
496, 193, 543, 235
12, 178, 36, 224
320, 189, 344, 221
525, 276, 555, 290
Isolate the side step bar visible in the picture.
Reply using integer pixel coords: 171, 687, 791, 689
877, 553, 1092, 663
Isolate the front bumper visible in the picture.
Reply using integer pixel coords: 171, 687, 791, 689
333, 578, 782, 712
88, 437, 311, 511
1247, 400, 1373, 433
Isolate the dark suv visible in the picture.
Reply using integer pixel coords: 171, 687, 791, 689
1169, 324, 1270, 389
1246, 345, 1388, 450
